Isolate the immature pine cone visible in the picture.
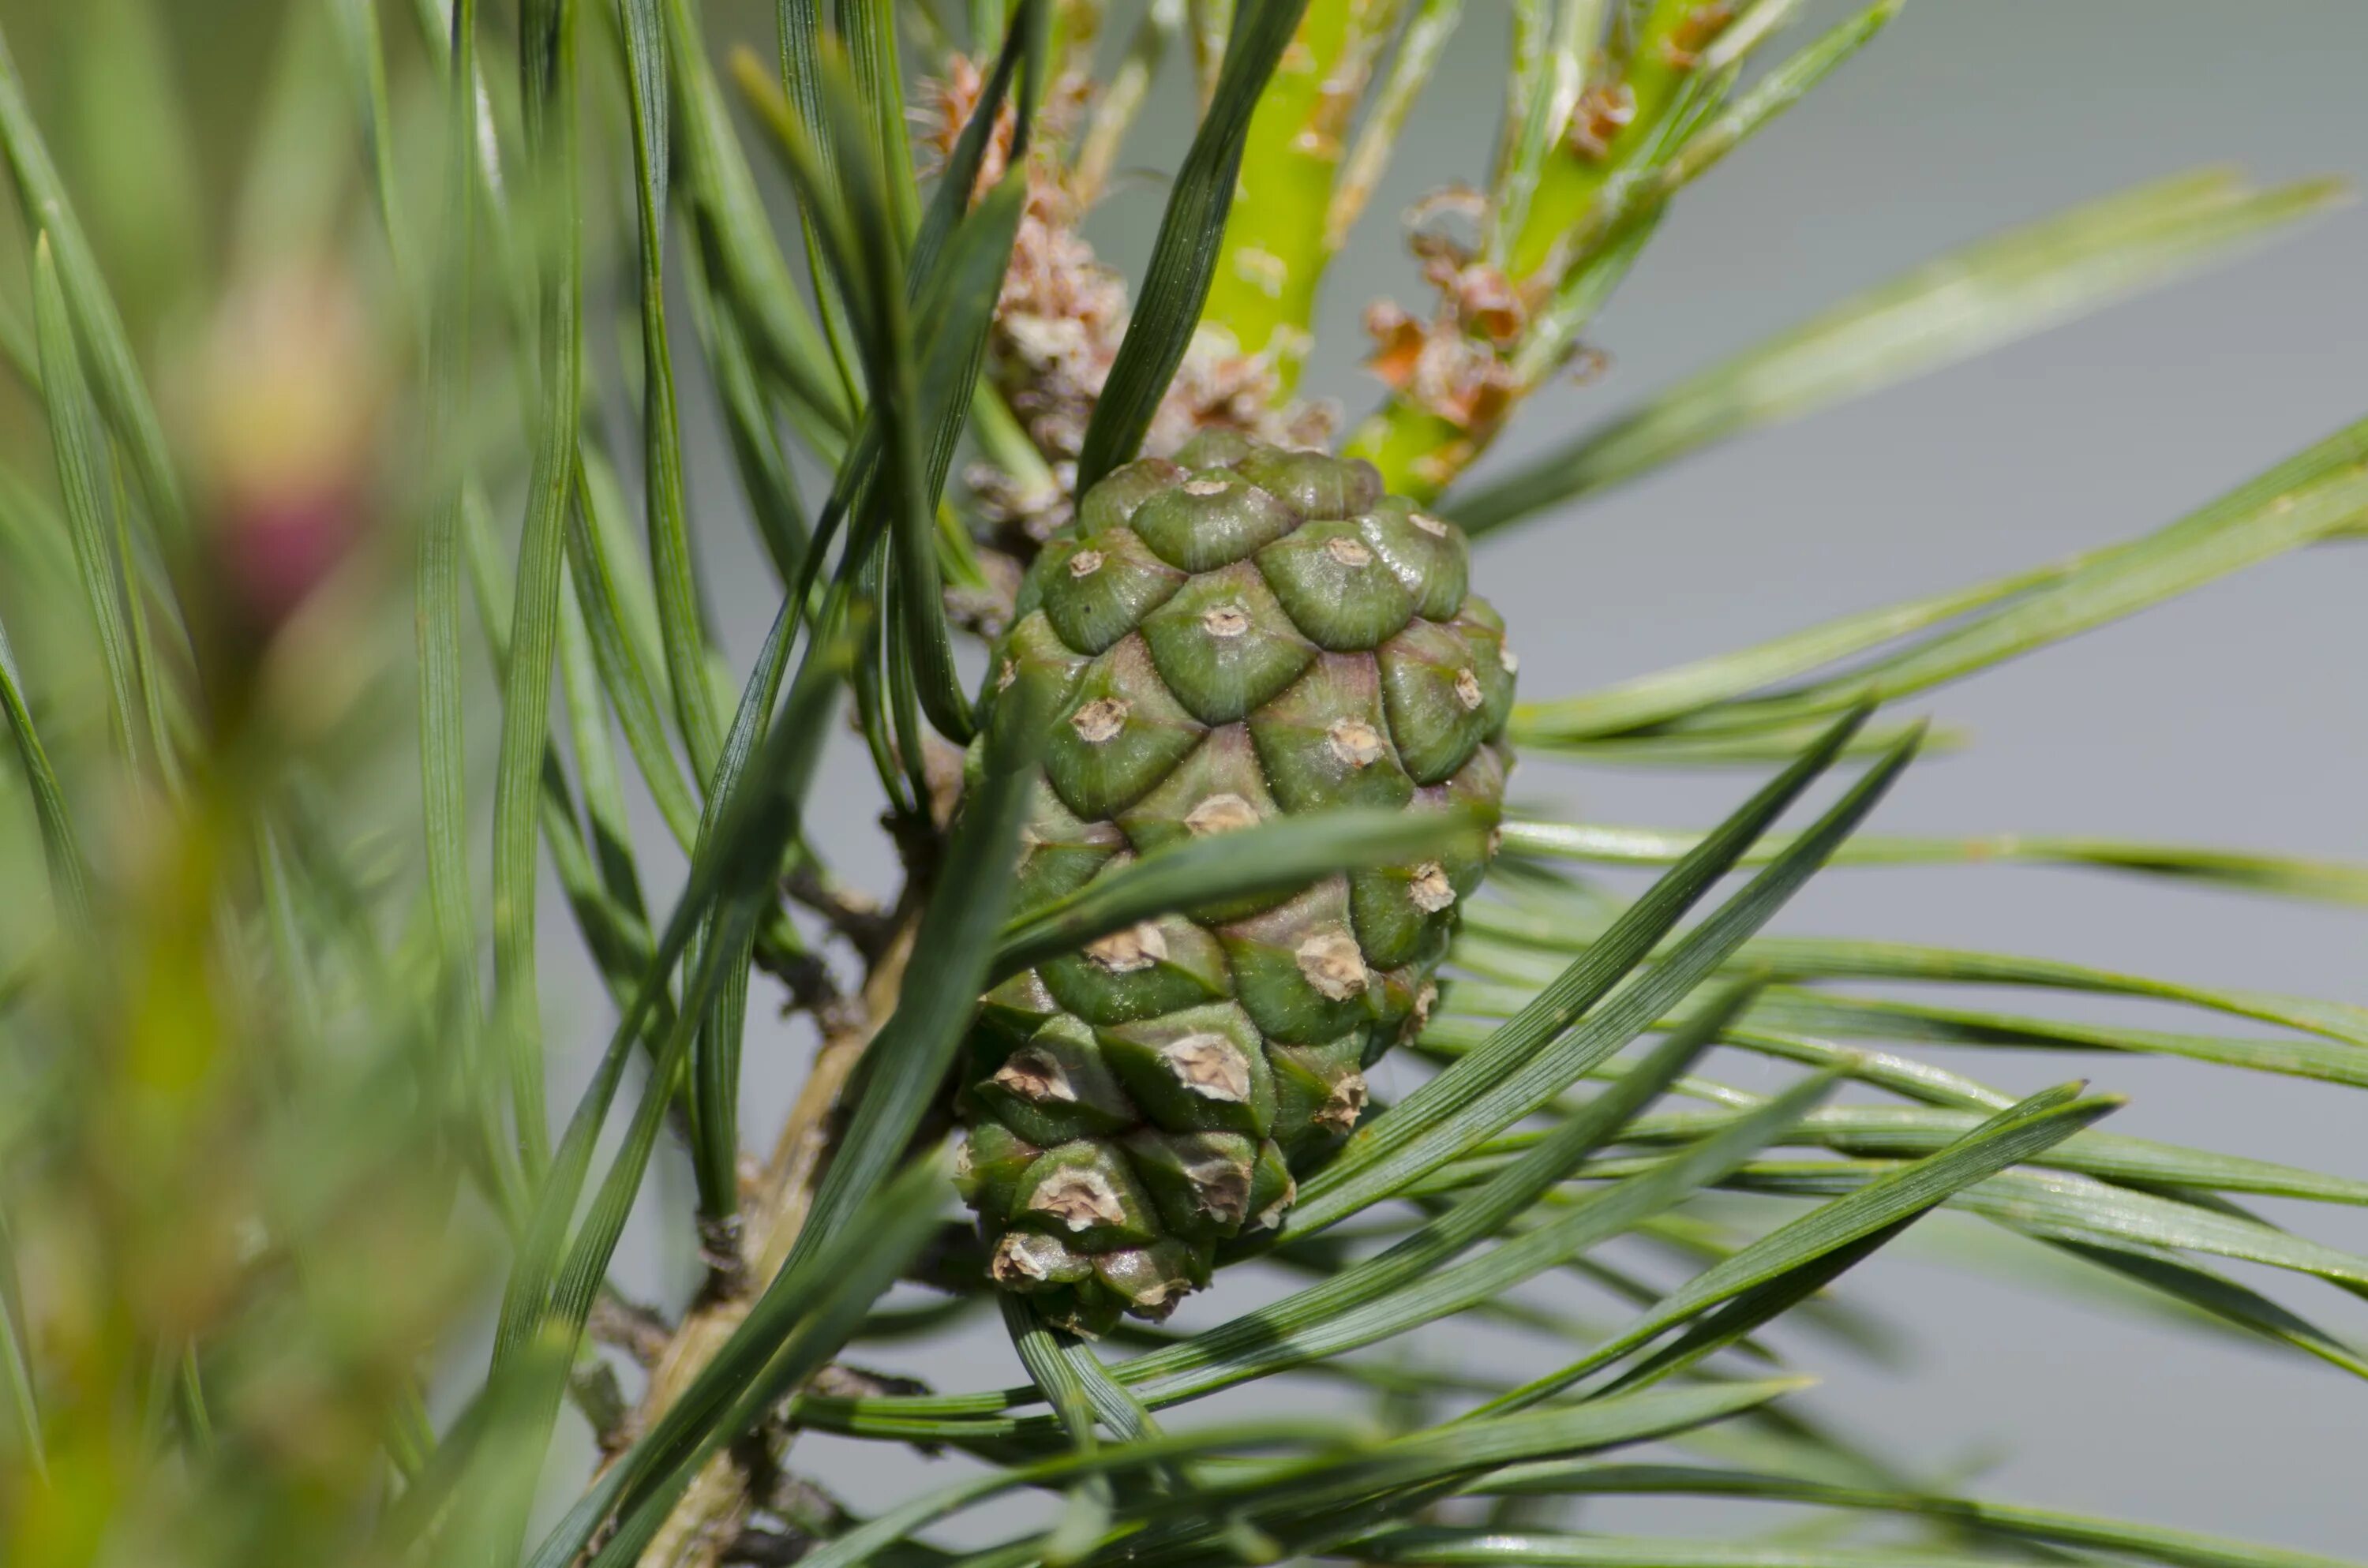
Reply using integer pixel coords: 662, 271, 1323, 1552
957, 434, 1515, 1333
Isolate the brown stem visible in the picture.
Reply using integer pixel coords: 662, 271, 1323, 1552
587, 1290, 677, 1368
618, 921, 920, 1568
781, 863, 898, 967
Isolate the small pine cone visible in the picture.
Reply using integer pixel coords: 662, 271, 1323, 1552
957, 436, 1513, 1333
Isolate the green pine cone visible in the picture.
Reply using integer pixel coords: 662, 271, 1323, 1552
957, 434, 1515, 1334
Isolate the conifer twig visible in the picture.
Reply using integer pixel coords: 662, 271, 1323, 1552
621, 919, 919, 1568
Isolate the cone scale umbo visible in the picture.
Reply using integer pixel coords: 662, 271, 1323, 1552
957, 435, 1515, 1333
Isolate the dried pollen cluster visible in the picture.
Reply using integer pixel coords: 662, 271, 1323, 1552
916, 54, 1336, 550
956, 433, 1516, 1334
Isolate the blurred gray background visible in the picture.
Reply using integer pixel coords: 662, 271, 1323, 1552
596, 0, 2368, 1552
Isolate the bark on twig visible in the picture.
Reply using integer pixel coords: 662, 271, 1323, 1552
587, 1290, 677, 1368
616, 922, 920, 1568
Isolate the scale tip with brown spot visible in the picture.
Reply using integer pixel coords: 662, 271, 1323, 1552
1313, 1071, 1369, 1132
994, 1046, 1077, 1104
1163, 1032, 1253, 1102
1085, 922, 1167, 974
1185, 791, 1261, 835
1070, 697, 1128, 743
1327, 718, 1384, 767
1202, 602, 1250, 638
1249, 1173, 1297, 1232
1030, 1168, 1128, 1233
991, 1231, 1081, 1285
1296, 930, 1370, 1000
